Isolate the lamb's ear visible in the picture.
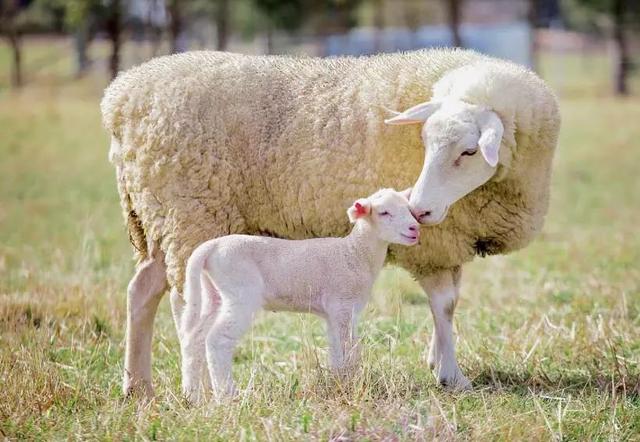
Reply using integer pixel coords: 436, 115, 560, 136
400, 187, 412, 200
477, 110, 504, 168
384, 101, 441, 125
347, 198, 371, 223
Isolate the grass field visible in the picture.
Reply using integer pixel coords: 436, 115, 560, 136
1, 39, 640, 440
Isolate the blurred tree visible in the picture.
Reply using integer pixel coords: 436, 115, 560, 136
61, 0, 103, 75
319, 0, 361, 33
216, 0, 229, 50
444, 0, 463, 48
569, 0, 640, 95
139, 0, 166, 57
529, 0, 539, 71
0, 0, 29, 87
168, 0, 183, 53
253, 0, 306, 53
104, 0, 121, 78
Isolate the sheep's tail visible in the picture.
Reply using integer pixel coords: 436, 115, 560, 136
110, 137, 149, 262
182, 241, 215, 334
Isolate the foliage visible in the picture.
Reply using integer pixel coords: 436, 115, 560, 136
562, 0, 640, 32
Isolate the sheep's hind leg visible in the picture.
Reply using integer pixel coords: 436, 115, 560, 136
420, 266, 471, 391
123, 245, 168, 399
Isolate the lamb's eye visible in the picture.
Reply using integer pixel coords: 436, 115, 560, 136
378, 211, 390, 216
461, 148, 478, 156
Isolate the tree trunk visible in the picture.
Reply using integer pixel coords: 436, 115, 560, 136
2, 0, 23, 88
216, 0, 229, 51
528, 0, 539, 71
7, 22, 22, 87
74, 25, 91, 77
373, 0, 384, 53
266, 23, 274, 55
446, 0, 463, 48
169, 0, 183, 54
612, 0, 629, 95
106, 0, 122, 80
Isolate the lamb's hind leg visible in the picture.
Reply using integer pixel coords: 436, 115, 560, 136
205, 281, 262, 400
326, 307, 361, 374
124, 244, 168, 398
420, 266, 471, 391
180, 275, 220, 403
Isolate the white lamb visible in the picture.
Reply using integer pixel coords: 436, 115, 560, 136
180, 188, 419, 402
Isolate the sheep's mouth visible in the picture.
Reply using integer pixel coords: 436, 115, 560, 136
420, 206, 448, 226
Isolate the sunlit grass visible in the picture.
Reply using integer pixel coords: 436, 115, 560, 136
1, 39, 639, 439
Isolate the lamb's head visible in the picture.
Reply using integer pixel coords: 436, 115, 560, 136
347, 188, 420, 246
385, 99, 504, 225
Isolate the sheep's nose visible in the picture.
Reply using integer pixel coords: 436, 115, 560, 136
411, 209, 432, 221
408, 225, 419, 232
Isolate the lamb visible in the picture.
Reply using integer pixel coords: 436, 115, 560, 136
101, 48, 560, 397
180, 188, 419, 402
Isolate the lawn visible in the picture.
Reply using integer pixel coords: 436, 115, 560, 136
1, 39, 639, 440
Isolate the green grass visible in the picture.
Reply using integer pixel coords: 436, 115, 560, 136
1, 38, 640, 440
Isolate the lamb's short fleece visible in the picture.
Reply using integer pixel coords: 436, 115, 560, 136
180, 188, 419, 401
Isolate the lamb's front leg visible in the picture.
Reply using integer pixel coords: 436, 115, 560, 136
326, 308, 361, 374
420, 266, 471, 390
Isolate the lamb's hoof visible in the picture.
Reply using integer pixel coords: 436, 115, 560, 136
437, 371, 472, 392
182, 388, 203, 406
212, 384, 238, 403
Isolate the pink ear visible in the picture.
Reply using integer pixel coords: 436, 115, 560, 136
354, 202, 368, 217
347, 198, 371, 222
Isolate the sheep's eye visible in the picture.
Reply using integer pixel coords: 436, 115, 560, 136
378, 211, 390, 216
461, 148, 478, 156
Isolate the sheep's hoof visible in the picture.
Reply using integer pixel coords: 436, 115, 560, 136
438, 371, 472, 392
123, 377, 155, 401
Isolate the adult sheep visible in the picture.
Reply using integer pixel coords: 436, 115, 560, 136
101, 48, 560, 397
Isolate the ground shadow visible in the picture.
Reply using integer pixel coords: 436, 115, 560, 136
469, 367, 640, 398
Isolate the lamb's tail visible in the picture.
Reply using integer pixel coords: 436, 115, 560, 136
182, 241, 216, 335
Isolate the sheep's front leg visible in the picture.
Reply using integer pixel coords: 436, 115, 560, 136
420, 266, 471, 390
326, 308, 361, 374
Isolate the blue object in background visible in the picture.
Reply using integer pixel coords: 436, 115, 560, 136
325, 22, 532, 67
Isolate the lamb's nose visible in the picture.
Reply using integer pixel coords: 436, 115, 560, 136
408, 225, 418, 232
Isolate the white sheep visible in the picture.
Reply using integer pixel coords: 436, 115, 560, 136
101, 48, 560, 396
180, 188, 419, 402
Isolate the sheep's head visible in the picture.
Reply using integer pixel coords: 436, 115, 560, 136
385, 99, 504, 225
347, 188, 420, 246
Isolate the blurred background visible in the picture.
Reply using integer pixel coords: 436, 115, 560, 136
2, 1, 640, 438
0, 0, 639, 95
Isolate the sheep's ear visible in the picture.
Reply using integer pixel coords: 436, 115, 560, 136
347, 198, 371, 223
384, 101, 441, 125
477, 110, 504, 168
400, 187, 412, 200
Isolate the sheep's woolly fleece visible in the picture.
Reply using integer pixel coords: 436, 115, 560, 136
101, 48, 560, 289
